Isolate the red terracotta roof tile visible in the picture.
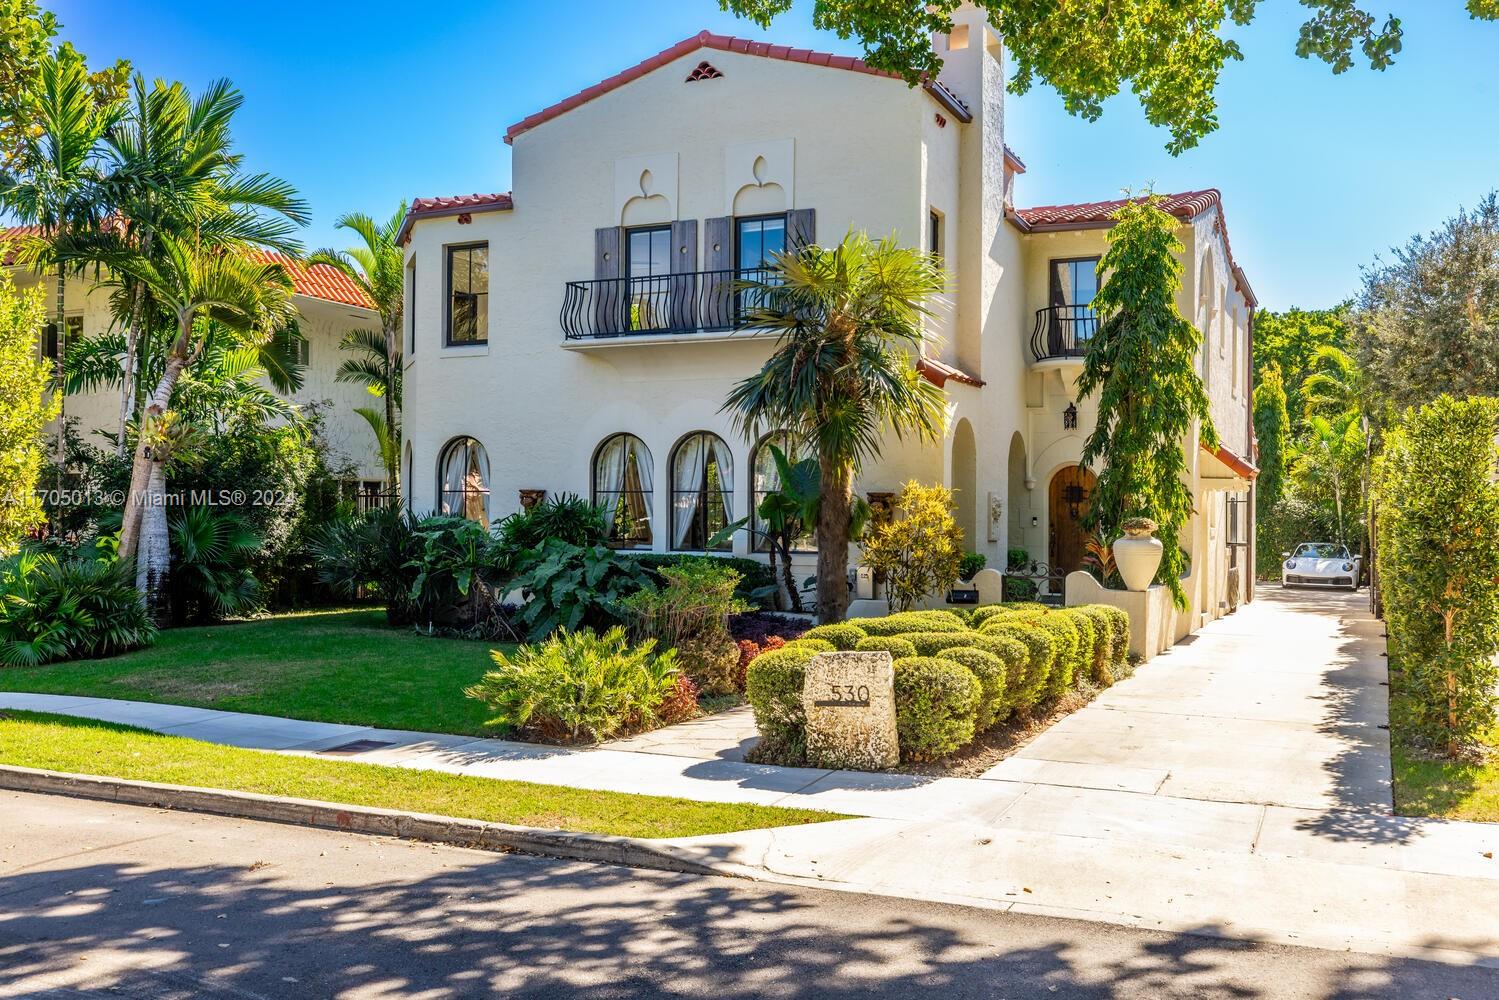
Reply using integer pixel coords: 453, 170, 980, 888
1205, 442, 1258, 481
252, 250, 375, 310
0, 224, 41, 266
1013, 190, 1222, 229
917, 356, 985, 388
503, 31, 972, 145
396, 192, 513, 244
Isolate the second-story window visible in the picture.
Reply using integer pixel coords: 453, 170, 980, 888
736, 215, 786, 318
929, 210, 942, 259
1048, 257, 1100, 357
406, 256, 417, 355
627, 226, 671, 331
446, 243, 488, 346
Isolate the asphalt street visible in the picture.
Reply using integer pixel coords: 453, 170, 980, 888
1, 790, 1495, 999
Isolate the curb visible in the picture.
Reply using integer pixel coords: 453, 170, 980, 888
0, 765, 745, 880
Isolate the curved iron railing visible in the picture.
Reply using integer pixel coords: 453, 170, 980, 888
1029, 304, 1099, 361
561, 268, 776, 340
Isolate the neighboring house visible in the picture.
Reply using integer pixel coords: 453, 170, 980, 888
1, 230, 389, 489
396, 8, 1257, 636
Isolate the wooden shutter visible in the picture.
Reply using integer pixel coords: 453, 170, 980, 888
703, 217, 732, 330
669, 220, 699, 332
786, 208, 816, 250
594, 226, 624, 333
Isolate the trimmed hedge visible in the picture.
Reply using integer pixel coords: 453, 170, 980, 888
802, 622, 867, 651
934, 646, 1007, 731
982, 621, 1056, 711
778, 637, 836, 655
857, 612, 969, 637
897, 630, 978, 657
1028, 614, 1081, 697
854, 635, 918, 659
745, 646, 818, 760
892, 656, 979, 760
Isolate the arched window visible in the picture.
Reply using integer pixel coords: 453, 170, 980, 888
751, 431, 816, 552
670, 431, 734, 551
437, 437, 490, 526
593, 434, 654, 549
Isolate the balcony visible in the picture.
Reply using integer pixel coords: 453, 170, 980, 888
561, 268, 777, 343
1029, 304, 1099, 363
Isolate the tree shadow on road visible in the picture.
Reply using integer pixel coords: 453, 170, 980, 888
1, 847, 1492, 999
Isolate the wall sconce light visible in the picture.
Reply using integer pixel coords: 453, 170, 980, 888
1063, 402, 1078, 430
1030, 515, 1039, 528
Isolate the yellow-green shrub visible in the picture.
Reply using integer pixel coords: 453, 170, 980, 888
892, 656, 979, 760
801, 622, 866, 651
854, 635, 918, 659
1026, 614, 1080, 696
857, 612, 969, 637
1089, 604, 1131, 671
778, 637, 836, 655
895, 631, 975, 657
745, 646, 818, 761
982, 622, 1055, 711
934, 646, 1007, 731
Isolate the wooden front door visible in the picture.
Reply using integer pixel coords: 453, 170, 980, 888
1048, 465, 1096, 576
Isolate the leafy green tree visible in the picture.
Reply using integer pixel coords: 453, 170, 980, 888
309, 204, 407, 491
1253, 365, 1290, 510
715, 1, 1485, 153
1293, 411, 1366, 549
0, 269, 57, 553
722, 231, 947, 623
1352, 192, 1499, 413
861, 481, 964, 613
1251, 306, 1349, 436
1379, 395, 1499, 758
1076, 196, 1215, 609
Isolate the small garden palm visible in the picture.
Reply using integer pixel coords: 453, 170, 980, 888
723, 231, 947, 623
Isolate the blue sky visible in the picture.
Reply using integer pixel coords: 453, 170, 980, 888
47, 0, 1499, 311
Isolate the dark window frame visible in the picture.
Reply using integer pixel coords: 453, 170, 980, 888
592, 432, 655, 551
929, 209, 942, 258
1048, 256, 1102, 309
406, 255, 417, 355
444, 242, 489, 347
733, 213, 788, 272
668, 430, 734, 554
43, 314, 83, 361
436, 435, 491, 525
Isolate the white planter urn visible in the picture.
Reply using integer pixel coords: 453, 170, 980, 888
1112, 526, 1163, 592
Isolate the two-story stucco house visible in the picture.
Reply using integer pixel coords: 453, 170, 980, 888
396, 5, 1258, 643
2, 230, 389, 490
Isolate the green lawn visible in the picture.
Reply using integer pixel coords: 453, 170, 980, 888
0, 711, 842, 839
0, 609, 505, 736
1392, 724, 1499, 824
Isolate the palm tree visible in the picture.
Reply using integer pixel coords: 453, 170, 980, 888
309, 204, 407, 490
112, 235, 296, 616
1301, 345, 1368, 422
1296, 411, 1366, 549
0, 47, 122, 465
95, 75, 308, 452
722, 232, 947, 623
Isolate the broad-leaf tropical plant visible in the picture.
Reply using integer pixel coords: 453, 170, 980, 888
722, 231, 947, 623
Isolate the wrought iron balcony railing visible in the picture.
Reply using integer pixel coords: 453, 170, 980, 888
1029, 303, 1099, 362
561, 268, 777, 341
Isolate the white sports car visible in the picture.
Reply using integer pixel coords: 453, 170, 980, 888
1282, 543, 1360, 590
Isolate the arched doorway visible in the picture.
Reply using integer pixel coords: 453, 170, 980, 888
1048, 465, 1096, 576
951, 419, 977, 549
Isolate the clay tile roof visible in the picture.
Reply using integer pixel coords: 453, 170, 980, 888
0, 224, 41, 265
917, 356, 985, 388
396, 192, 514, 244
1013, 189, 1221, 229
252, 251, 375, 311
504, 30, 973, 145
1205, 442, 1258, 481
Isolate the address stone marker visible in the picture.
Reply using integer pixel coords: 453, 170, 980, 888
802, 651, 899, 771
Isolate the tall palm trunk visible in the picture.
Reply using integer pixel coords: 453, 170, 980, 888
382, 319, 399, 492
135, 455, 171, 622
118, 350, 188, 570
815, 457, 853, 624
53, 266, 66, 484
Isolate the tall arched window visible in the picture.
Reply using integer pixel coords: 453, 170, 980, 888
751, 431, 816, 552
670, 432, 734, 551
437, 437, 490, 526
593, 433, 654, 549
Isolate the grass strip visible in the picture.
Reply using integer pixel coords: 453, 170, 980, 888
0, 711, 846, 839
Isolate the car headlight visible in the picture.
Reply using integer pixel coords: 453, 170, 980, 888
1341, 561, 1354, 571
1285, 560, 1296, 569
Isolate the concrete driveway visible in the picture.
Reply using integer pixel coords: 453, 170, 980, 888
985, 587, 1393, 814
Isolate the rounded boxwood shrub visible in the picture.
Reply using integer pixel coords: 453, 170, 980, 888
960, 632, 1028, 721
895, 630, 976, 657
892, 656, 979, 761
968, 604, 1009, 628
1068, 605, 1116, 684
854, 635, 918, 659
1088, 604, 1131, 672
934, 646, 1007, 731
801, 622, 867, 651
1055, 609, 1097, 689
857, 612, 969, 637
982, 622, 1055, 711
1028, 614, 1081, 697
778, 637, 836, 655
745, 646, 819, 761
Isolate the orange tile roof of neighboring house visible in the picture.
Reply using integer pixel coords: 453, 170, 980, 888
1204, 442, 1258, 481
917, 356, 985, 388
1010, 188, 1257, 308
503, 31, 975, 145
0, 224, 41, 265
396, 192, 514, 244
251, 251, 375, 311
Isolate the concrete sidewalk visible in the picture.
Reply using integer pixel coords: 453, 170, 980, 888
5, 589, 1498, 964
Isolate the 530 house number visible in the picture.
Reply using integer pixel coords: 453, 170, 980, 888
815, 684, 871, 707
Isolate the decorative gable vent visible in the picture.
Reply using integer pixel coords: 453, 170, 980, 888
686, 61, 724, 82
